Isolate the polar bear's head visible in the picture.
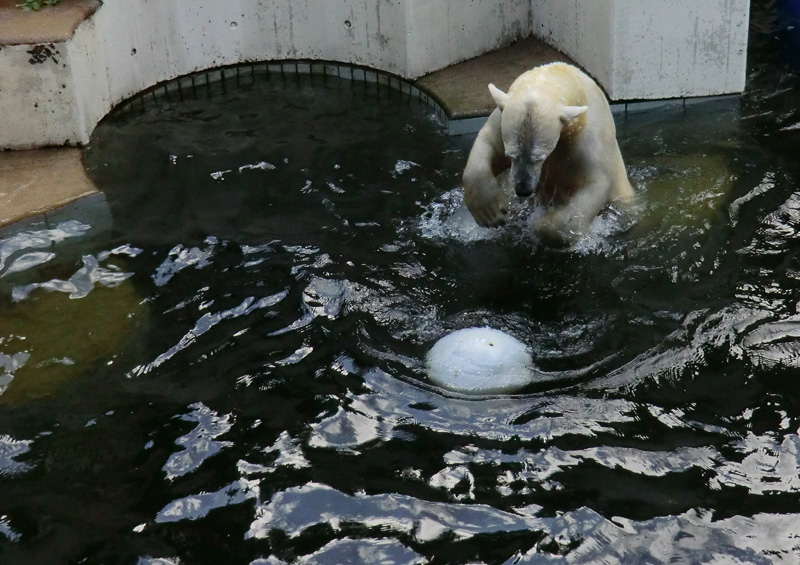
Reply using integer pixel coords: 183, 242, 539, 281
489, 83, 587, 198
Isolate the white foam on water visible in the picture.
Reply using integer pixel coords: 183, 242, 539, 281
416, 188, 500, 243
416, 187, 632, 254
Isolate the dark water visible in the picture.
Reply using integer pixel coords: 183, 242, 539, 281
2, 3, 800, 563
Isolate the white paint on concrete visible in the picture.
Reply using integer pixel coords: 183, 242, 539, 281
0, 0, 751, 149
531, 0, 750, 100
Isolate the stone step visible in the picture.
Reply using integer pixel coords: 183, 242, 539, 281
415, 37, 573, 135
0, 147, 99, 231
0, 0, 98, 46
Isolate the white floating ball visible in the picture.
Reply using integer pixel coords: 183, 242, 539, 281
425, 327, 534, 394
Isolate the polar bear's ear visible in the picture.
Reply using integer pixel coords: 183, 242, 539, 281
559, 105, 588, 124
488, 84, 509, 110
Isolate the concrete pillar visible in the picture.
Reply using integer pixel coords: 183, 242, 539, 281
531, 0, 750, 100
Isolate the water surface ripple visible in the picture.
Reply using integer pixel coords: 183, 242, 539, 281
1, 4, 800, 562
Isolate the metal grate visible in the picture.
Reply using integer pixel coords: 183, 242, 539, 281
111, 60, 448, 127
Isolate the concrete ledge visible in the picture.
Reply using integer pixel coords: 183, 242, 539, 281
416, 36, 573, 122
0, 0, 99, 46
0, 148, 98, 229
0, 56, 745, 237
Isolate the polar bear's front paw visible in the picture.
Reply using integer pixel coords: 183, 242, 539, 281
464, 183, 509, 228
533, 208, 587, 247
470, 198, 509, 227
474, 203, 509, 227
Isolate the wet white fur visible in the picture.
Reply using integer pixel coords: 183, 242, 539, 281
462, 63, 634, 247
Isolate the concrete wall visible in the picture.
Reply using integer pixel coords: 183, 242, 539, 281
0, 42, 83, 148
405, 0, 531, 78
529, 0, 616, 93
0, 0, 530, 149
610, 0, 750, 99
530, 0, 750, 100
0, 0, 750, 149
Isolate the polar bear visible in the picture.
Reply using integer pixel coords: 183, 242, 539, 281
462, 62, 634, 247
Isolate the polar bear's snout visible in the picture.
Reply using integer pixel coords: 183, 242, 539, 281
515, 183, 534, 198
512, 161, 540, 198
514, 172, 535, 198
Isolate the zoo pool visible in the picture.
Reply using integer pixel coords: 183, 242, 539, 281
2, 2, 800, 563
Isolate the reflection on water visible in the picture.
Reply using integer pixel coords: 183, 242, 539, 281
2, 3, 800, 563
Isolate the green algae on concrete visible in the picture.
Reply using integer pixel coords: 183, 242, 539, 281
0, 279, 147, 404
